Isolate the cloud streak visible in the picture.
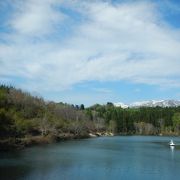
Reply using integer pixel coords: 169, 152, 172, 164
0, 0, 180, 93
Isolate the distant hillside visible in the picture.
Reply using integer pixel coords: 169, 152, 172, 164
0, 85, 100, 150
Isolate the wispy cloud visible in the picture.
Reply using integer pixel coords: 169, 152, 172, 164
0, 0, 180, 94
134, 88, 141, 93
92, 87, 112, 94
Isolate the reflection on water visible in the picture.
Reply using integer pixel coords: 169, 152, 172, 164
170, 145, 175, 151
0, 136, 180, 180
170, 146, 175, 159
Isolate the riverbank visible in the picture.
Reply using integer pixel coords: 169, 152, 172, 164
0, 131, 115, 151
0, 133, 89, 151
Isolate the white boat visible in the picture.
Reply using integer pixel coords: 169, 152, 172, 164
169, 139, 175, 146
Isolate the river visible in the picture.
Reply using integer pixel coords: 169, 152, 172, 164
0, 136, 180, 180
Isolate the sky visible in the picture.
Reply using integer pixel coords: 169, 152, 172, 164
0, 0, 180, 106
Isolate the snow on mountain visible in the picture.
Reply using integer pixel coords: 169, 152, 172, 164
130, 100, 180, 107
114, 100, 180, 108
113, 102, 128, 108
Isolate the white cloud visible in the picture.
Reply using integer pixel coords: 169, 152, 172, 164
0, 0, 180, 93
10, 0, 65, 36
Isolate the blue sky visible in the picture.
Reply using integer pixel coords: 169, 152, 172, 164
0, 0, 180, 106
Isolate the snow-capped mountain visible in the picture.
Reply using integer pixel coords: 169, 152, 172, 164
130, 100, 180, 107
114, 100, 180, 108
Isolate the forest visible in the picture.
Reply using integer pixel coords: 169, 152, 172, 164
0, 85, 180, 150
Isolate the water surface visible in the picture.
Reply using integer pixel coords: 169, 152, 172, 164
0, 136, 180, 180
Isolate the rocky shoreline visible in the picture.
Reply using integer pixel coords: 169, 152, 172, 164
89, 132, 114, 137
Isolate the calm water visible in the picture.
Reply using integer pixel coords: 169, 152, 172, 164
0, 136, 180, 180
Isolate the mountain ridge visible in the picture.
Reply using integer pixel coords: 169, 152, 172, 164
114, 100, 180, 108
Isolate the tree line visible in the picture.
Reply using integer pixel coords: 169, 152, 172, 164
86, 102, 180, 135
